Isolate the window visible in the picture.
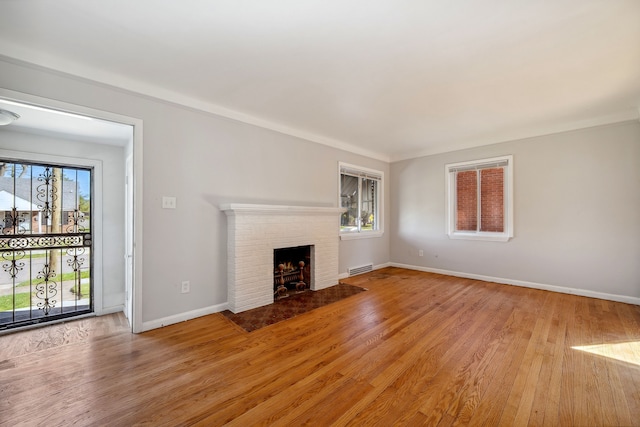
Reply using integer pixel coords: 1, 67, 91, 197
339, 162, 383, 239
445, 155, 513, 242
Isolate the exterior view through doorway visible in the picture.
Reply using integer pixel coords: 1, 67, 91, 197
0, 160, 93, 330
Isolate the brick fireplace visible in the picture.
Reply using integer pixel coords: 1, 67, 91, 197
220, 204, 345, 313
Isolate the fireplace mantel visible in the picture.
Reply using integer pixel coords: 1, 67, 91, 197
220, 204, 345, 216
221, 203, 345, 313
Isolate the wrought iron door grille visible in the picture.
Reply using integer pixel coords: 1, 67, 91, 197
0, 160, 93, 330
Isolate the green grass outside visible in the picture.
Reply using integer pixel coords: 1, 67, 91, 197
0, 292, 32, 312
2, 251, 48, 260
0, 282, 90, 311
16, 270, 90, 287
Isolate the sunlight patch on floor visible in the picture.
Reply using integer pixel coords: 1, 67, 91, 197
572, 341, 640, 366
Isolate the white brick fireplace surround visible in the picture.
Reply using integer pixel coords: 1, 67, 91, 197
220, 204, 345, 313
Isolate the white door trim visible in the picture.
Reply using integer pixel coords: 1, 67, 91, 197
0, 88, 144, 333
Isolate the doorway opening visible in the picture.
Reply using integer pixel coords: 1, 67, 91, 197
0, 90, 143, 333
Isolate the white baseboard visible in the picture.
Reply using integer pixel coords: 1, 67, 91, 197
98, 304, 125, 316
338, 262, 392, 280
142, 302, 229, 332
375, 262, 392, 270
390, 263, 640, 306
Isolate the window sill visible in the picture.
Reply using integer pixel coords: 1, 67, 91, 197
340, 230, 384, 240
448, 232, 512, 242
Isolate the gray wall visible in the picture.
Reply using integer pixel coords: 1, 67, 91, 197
390, 121, 640, 299
0, 58, 390, 324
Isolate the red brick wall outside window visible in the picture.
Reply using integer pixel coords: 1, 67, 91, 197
456, 171, 477, 231
480, 168, 504, 232
456, 168, 504, 232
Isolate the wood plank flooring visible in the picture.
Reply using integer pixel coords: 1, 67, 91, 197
1, 267, 639, 426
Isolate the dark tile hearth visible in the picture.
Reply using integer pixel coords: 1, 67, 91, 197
221, 283, 366, 332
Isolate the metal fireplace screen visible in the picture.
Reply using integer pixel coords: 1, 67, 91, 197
273, 245, 311, 299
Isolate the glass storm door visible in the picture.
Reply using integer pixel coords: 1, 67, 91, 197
0, 160, 92, 330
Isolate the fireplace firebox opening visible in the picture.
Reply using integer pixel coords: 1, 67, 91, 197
274, 245, 312, 299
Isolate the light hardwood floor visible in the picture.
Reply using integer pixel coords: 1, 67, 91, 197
1, 267, 639, 426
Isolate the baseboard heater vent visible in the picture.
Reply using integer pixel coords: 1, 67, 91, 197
348, 264, 373, 277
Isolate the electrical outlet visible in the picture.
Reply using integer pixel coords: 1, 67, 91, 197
418, 250, 424, 257
181, 281, 190, 293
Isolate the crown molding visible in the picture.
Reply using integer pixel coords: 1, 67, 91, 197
390, 109, 640, 162
0, 44, 390, 163
2, 41, 636, 165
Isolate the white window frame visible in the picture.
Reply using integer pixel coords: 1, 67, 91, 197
445, 155, 513, 242
338, 162, 384, 240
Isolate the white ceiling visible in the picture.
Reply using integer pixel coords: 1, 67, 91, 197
0, 99, 133, 146
0, 0, 638, 161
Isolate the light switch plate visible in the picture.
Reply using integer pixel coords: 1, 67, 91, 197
162, 196, 176, 209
